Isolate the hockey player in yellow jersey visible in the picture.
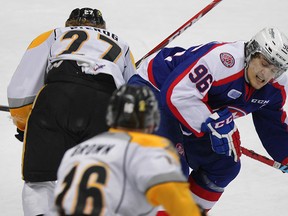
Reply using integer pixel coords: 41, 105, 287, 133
7, 8, 136, 216
54, 85, 206, 216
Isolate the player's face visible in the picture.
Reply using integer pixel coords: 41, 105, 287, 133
246, 53, 280, 89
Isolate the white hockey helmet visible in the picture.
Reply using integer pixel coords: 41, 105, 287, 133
245, 27, 288, 78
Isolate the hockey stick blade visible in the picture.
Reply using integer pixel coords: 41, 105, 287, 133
135, 0, 223, 68
0, 105, 9, 112
241, 146, 288, 173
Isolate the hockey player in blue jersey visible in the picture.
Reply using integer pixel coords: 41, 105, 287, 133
128, 27, 288, 211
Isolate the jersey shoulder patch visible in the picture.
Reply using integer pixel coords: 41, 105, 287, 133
219, 52, 235, 68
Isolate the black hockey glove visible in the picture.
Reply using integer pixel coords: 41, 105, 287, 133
198, 205, 208, 216
15, 128, 24, 142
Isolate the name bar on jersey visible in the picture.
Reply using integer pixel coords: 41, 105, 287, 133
71, 143, 115, 156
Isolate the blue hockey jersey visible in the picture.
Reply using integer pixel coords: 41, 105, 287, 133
136, 41, 288, 164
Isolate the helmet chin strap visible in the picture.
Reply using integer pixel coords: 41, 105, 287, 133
244, 61, 250, 84
244, 42, 252, 84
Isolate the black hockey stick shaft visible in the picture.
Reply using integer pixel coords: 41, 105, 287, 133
0, 105, 9, 112
135, 0, 223, 67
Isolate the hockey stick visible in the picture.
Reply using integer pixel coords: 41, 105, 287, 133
241, 146, 288, 173
135, 0, 223, 67
0, 105, 9, 112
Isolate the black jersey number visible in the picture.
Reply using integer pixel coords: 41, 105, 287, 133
59, 30, 88, 55
59, 30, 121, 62
55, 164, 108, 215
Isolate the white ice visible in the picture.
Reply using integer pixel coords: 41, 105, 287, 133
1, 0, 288, 215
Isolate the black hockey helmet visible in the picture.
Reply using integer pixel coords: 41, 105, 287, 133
106, 85, 160, 131
66, 8, 106, 28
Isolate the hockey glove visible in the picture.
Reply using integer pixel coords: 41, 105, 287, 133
15, 128, 24, 142
201, 109, 241, 162
198, 205, 208, 216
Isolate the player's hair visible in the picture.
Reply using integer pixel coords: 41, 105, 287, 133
106, 85, 160, 131
245, 27, 288, 78
65, 8, 106, 29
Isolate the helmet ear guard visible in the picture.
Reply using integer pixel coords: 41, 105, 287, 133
245, 27, 288, 78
